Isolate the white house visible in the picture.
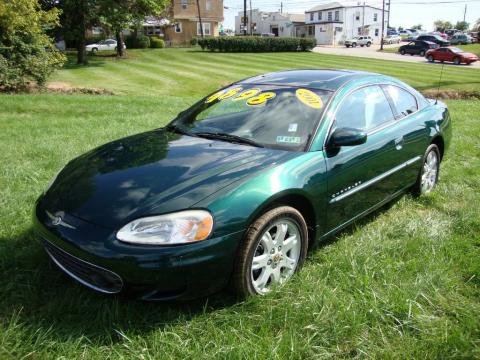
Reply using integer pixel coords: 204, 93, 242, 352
305, 2, 388, 45
235, 9, 306, 37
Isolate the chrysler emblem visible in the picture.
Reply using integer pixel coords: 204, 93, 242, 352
46, 211, 76, 229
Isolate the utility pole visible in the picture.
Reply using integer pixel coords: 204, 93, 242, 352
243, 0, 247, 35
362, 2, 365, 35
463, 4, 467, 23
380, 0, 385, 50
280, 2, 283, 13
250, 0, 253, 35
196, 0, 204, 37
387, 0, 391, 29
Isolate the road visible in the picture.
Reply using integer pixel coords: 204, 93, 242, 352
312, 43, 480, 68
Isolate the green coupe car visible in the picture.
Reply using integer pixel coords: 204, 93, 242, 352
34, 70, 451, 300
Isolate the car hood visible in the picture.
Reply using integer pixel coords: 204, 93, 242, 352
39, 129, 296, 229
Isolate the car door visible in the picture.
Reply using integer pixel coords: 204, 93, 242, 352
382, 84, 428, 187
324, 85, 404, 232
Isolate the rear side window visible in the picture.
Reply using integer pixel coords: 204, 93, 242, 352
384, 85, 418, 119
335, 85, 395, 132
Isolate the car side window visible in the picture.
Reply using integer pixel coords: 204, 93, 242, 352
383, 85, 417, 119
335, 85, 395, 132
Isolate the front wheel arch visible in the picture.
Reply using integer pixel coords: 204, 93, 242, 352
431, 135, 445, 160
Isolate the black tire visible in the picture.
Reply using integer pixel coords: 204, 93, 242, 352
231, 206, 308, 298
428, 55, 434, 62
114, 46, 118, 51
352, 42, 357, 47
346, 45, 350, 48
91, 48, 98, 53
420, 50, 425, 56
366, 42, 371, 47
453, 57, 461, 65
411, 144, 441, 197
400, 49, 406, 55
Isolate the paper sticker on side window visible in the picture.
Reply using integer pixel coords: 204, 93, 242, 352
296, 89, 323, 109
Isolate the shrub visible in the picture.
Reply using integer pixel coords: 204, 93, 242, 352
150, 37, 165, 48
190, 37, 198, 46
0, 0, 66, 91
197, 36, 316, 52
136, 35, 150, 49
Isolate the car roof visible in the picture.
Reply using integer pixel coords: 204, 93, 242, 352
237, 69, 381, 92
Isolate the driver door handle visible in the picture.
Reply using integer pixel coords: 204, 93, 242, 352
394, 136, 404, 150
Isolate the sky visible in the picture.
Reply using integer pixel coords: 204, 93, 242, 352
222, 0, 480, 31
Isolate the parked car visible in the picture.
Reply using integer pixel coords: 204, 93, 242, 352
449, 34, 472, 45
399, 30, 412, 37
426, 47, 478, 65
260, 33, 276, 37
387, 29, 398, 36
402, 35, 418, 42
34, 69, 451, 299
416, 34, 450, 46
399, 40, 438, 56
383, 35, 401, 44
345, 36, 372, 47
85, 39, 126, 53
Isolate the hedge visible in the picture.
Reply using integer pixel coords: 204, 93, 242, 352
150, 37, 165, 48
124, 35, 150, 49
196, 37, 316, 52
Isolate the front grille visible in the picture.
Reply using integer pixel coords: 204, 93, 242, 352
44, 240, 123, 294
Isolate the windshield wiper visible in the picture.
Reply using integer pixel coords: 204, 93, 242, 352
193, 132, 264, 148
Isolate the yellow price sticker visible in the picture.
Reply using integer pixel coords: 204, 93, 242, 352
233, 88, 261, 101
246, 92, 276, 106
205, 90, 225, 104
218, 87, 243, 100
296, 89, 323, 109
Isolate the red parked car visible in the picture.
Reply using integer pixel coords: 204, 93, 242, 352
426, 47, 479, 65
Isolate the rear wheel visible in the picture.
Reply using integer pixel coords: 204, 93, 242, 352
231, 206, 308, 298
346, 45, 351, 48
91, 48, 98, 53
400, 49, 406, 55
419, 50, 425, 56
352, 42, 357, 47
366, 42, 371, 47
453, 57, 461, 65
412, 144, 440, 196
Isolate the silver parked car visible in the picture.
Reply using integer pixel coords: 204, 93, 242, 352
345, 36, 372, 47
85, 39, 126, 53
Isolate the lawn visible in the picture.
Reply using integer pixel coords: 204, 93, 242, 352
0, 49, 479, 359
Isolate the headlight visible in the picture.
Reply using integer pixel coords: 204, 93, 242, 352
116, 210, 213, 245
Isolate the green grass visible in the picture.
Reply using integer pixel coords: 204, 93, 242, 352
1, 49, 479, 359
381, 43, 480, 57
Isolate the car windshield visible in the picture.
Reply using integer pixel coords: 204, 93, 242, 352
450, 47, 464, 53
169, 85, 332, 151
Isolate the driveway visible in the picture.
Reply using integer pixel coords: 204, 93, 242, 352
312, 44, 480, 68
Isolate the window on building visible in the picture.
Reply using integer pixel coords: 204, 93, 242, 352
318, 11, 322, 20
181, 0, 187, 9
310, 12, 314, 21
375, 28, 379, 36
358, 27, 362, 35
206, 0, 212, 11
374, 13, 378, 22
328, 12, 332, 21
197, 22, 211, 36
175, 22, 182, 33
335, 86, 395, 132
308, 25, 315, 36
334, 10, 339, 21
355, 11, 360, 20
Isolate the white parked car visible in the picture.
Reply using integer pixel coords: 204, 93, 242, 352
383, 35, 401, 44
345, 36, 372, 47
85, 39, 126, 53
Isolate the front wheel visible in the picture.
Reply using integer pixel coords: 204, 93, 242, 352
420, 50, 425, 56
352, 42, 357, 47
231, 206, 308, 298
400, 49, 406, 55
411, 144, 440, 196
428, 55, 434, 62
453, 57, 461, 65
366, 42, 371, 47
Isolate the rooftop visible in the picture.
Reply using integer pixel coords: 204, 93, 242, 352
239, 69, 378, 91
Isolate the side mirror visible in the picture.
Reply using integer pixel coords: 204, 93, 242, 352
329, 127, 367, 147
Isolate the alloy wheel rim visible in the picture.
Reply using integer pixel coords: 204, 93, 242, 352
421, 151, 438, 193
251, 219, 302, 294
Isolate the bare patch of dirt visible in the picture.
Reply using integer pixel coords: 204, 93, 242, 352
46, 82, 115, 95
421, 89, 480, 100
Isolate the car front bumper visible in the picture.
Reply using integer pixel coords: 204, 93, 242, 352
33, 206, 243, 300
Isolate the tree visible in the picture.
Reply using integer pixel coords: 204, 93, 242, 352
433, 20, 453, 32
455, 21, 469, 32
98, 0, 169, 57
474, 18, 480, 31
411, 24, 423, 30
0, 0, 65, 91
